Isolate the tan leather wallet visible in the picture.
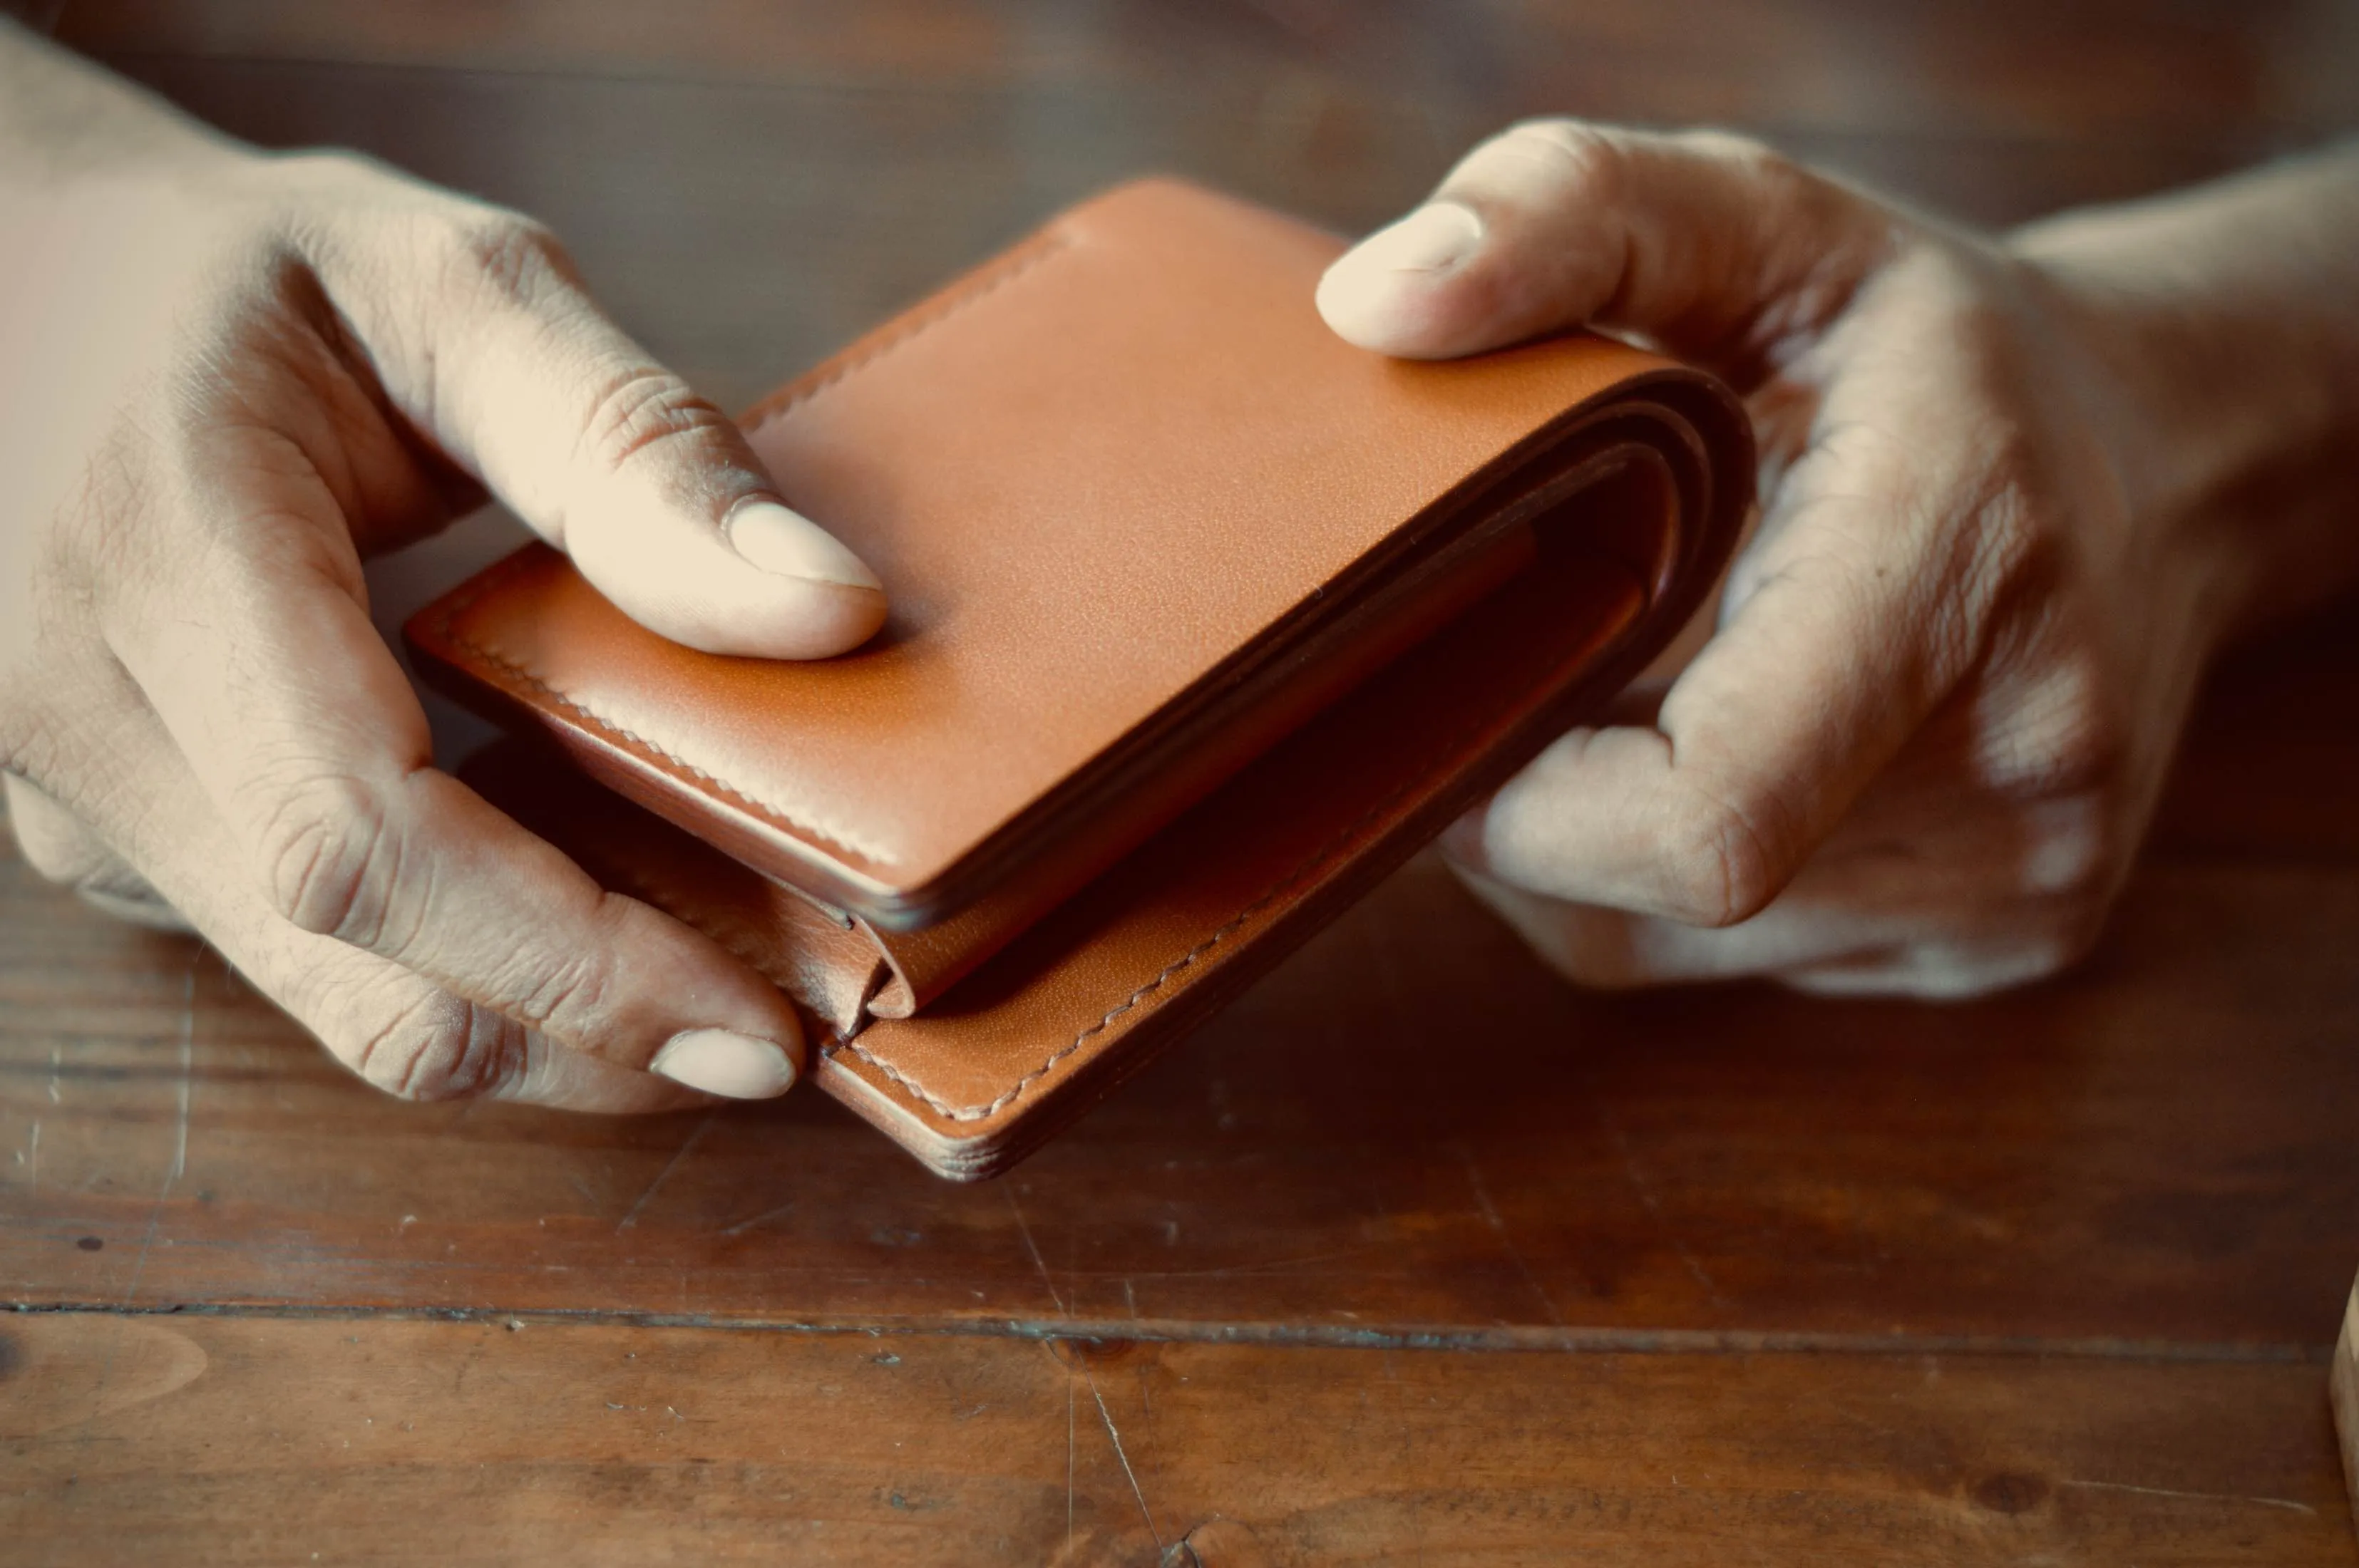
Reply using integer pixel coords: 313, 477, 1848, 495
406, 178, 1753, 1178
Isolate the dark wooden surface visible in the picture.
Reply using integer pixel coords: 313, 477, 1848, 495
2339, 1276, 2359, 1525
5, 2, 2358, 1562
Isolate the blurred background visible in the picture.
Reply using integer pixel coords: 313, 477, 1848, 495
31, 0, 2359, 413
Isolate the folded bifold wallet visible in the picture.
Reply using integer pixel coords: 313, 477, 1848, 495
406, 177, 1753, 1178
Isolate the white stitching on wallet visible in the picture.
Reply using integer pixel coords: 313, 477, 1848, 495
444, 611, 900, 867
827, 708, 1498, 1122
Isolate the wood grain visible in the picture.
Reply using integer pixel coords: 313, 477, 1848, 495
2150, 607, 2359, 861
1, 1311, 2350, 1566
6, 836, 2357, 1349
6, 0, 2358, 1559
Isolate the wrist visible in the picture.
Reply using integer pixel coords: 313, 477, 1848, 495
2008, 148, 2359, 644
2013, 253, 2275, 663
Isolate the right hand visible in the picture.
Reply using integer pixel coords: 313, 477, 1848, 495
1316, 121, 2261, 997
1, 135, 885, 1110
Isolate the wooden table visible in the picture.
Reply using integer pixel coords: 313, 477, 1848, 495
5, 4, 2357, 1562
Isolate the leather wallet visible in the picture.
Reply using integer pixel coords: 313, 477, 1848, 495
406, 178, 1753, 1178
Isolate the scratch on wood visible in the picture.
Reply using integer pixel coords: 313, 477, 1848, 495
21, 1120, 36, 1194
1065, 1356, 1076, 1554
1607, 1118, 1727, 1306
73, 961, 202, 1472
719, 1202, 798, 1238
1450, 1139, 1564, 1326
615, 1111, 717, 1234
47, 1043, 60, 1104
1083, 1361, 1161, 1550
1134, 1359, 1159, 1455
1006, 1188, 1068, 1316
120, 962, 199, 1306
2059, 1478, 2317, 1515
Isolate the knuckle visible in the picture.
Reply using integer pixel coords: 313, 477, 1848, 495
428, 206, 575, 309
576, 367, 735, 477
2023, 815, 2113, 904
1656, 781, 1783, 928
1893, 433, 2052, 697
508, 939, 618, 1033
1494, 118, 1626, 201
1877, 242, 1990, 323
2047, 657, 2130, 783
1984, 654, 2132, 803
346, 991, 522, 1102
2035, 694, 2129, 800
1970, 467, 2046, 582
255, 773, 408, 946
1673, 127, 1788, 177
2013, 788, 2132, 919
1667, 129, 1835, 229
273, 147, 399, 200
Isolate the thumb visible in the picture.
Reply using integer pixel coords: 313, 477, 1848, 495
316, 181, 886, 659
1316, 120, 1906, 378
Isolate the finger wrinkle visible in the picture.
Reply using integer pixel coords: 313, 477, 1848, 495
575, 365, 737, 481
508, 939, 618, 1036
353, 986, 522, 1101
1661, 768, 1786, 928
254, 770, 404, 945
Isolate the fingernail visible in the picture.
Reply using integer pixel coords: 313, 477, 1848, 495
1342, 202, 1485, 276
649, 1028, 798, 1099
724, 500, 883, 592
1317, 204, 1484, 348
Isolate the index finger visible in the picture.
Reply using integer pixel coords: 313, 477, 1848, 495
105, 463, 808, 1101
293, 158, 886, 660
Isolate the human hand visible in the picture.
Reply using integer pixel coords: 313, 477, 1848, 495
1, 107, 885, 1105
1315, 120, 2248, 997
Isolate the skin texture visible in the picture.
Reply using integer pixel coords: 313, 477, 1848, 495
1318, 121, 2359, 997
4, 31, 2356, 1115
0, 24, 886, 1110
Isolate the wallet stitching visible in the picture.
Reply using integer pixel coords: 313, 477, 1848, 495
741, 229, 1074, 437
831, 715, 1490, 1123
429, 232, 1083, 872
444, 623, 899, 867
